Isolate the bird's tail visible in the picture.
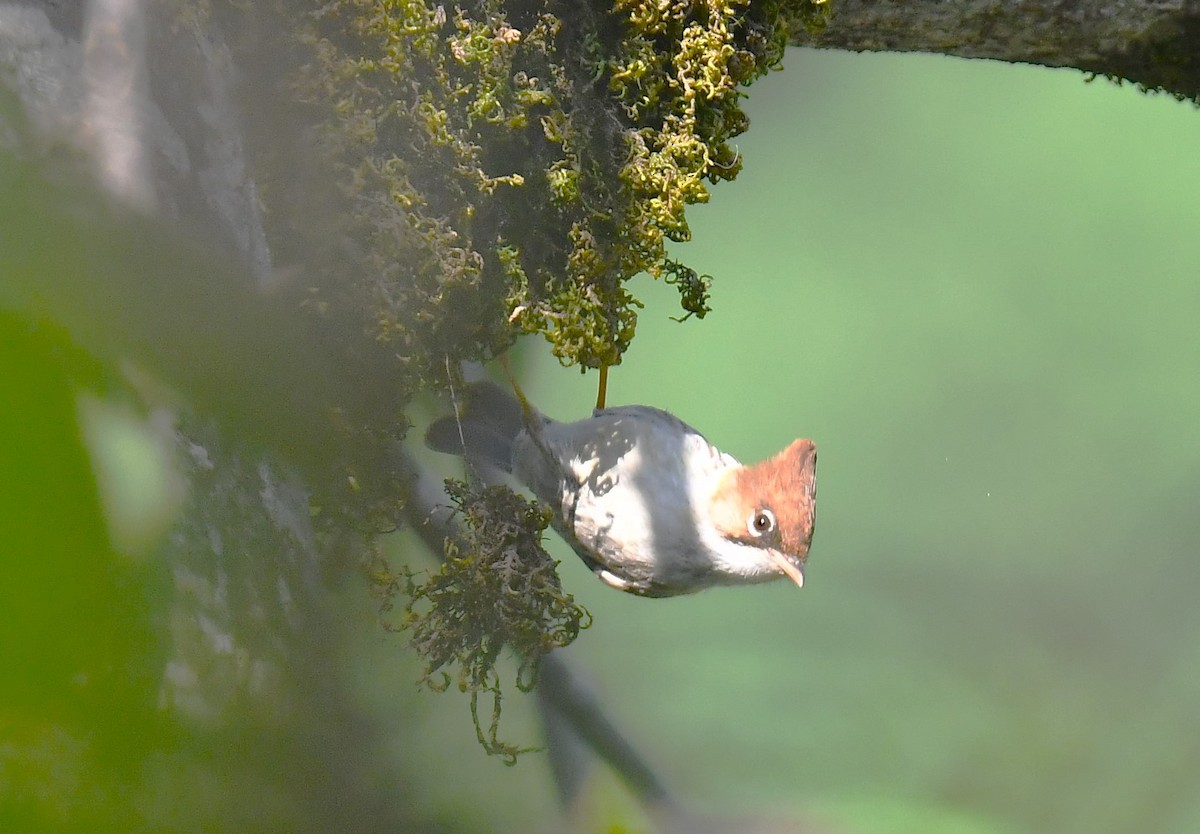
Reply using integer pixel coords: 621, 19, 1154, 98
424, 380, 528, 472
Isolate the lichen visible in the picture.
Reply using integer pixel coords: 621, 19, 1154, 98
660, 257, 713, 321
371, 479, 590, 762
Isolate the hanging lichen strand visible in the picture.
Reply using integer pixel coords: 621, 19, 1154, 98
372, 479, 591, 763
310, 0, 829, 373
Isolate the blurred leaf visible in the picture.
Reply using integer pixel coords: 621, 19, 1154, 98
0, 312, 162, 831
0, 124, 373, 479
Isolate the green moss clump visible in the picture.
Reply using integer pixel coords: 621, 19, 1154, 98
372, 479, 590, 763
306, 0, 830, 374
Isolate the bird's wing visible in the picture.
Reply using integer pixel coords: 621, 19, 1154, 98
516, 406, 736, 594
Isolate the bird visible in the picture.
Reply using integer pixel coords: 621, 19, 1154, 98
425, 381, 817, 597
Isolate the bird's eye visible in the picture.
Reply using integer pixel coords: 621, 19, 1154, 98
748, 508, 776, 537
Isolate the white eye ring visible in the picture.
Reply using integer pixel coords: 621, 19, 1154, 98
747, 508, 776, 537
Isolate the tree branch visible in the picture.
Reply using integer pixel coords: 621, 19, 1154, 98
793, 0, 1200, 100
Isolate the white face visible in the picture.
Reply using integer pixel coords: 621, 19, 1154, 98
704, 438, 816, 587
699, 524, 802, 585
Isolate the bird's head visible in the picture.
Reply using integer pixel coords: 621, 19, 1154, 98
706, 438, 817, 587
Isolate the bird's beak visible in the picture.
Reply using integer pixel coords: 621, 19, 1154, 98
768, 550, 805, 588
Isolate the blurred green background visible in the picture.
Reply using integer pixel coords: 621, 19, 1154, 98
390, 48, 1200, 833
6, 44, 1200, 834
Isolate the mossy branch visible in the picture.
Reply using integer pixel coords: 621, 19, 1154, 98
304, 0, 831, 374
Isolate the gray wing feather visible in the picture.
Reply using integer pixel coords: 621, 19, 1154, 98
513, 406, 736, 595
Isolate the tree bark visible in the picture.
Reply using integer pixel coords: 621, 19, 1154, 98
792, 0, 1200, 101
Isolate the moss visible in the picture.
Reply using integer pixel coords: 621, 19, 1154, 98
371, 479, 590, 762
305, 0, 830, 374
661, 257, 713, 321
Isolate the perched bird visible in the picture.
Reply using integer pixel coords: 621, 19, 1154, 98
426, 381, 817, 597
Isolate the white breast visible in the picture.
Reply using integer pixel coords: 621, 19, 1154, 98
512, 405, 740, 594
